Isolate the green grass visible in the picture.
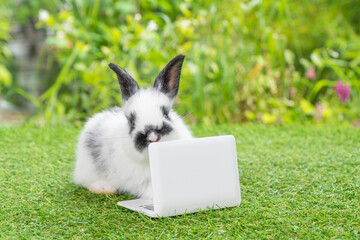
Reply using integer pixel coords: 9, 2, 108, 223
1, 124, 359, 239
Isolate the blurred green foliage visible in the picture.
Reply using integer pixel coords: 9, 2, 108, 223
3, 0, 360, 125
0, 3, 13, 92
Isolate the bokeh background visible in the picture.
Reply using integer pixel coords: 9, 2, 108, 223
0, 0, 359, 125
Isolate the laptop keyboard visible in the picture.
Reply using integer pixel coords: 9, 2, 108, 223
140, 204, 154, 211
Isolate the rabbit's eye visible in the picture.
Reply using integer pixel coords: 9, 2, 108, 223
127, 113, 136, 133
161, 106, 170, 120
129, 120, 135, 128
157, 122, 173, 135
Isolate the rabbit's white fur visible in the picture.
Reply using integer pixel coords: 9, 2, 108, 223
74, 88, 192, 198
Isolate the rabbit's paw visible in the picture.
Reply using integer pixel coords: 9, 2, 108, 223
89, 180, 117, 194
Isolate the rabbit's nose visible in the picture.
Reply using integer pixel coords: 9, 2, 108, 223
148, 132, 160, 143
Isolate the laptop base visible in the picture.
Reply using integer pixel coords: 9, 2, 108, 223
117, 199, 157, 218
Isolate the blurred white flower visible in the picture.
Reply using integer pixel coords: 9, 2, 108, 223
62, 21, 72, 32
134, 13, 142, 21
179, 20, 191, 29
63, 2, 73, 11
329, 49, 339, 58
39, 9, 50, 21
56, 31, 66, 39
188, 62, 199, 74
147, 20, 158, 31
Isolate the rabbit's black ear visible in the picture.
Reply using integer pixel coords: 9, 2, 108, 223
154, 55, 185, 99
109, 63, 140, 101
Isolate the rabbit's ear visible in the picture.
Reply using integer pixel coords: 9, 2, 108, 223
109, 63, 140, 101
154, 55, 185, 99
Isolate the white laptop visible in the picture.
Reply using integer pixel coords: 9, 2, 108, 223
117, 135, 241, 217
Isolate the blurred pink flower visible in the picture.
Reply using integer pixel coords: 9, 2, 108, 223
305, 67, 316, 80
315, 102, 325, 121
353, 120, 360, 128
334, 81, 351, 103
289, 87, 296, 100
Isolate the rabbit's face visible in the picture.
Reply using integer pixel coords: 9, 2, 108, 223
123, 89, 174, 151
109, 55, 185, 152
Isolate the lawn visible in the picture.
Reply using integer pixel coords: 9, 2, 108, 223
0, 124, 359, 239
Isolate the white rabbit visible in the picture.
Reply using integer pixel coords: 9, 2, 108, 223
74, 55, 192, 199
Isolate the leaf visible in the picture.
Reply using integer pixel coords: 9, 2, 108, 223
300, 99, 314, 115
0, 65, 12, 87
284, 49, 294, 65
56, 102, 65, 122
114, 2, 136, 14
262, 113, 277, 124
111, 28, 121, 43
245, 110, 256, 121
14, 88, 41, 108
310, 52, 324, 68
308, 79, 335, 102
299, 58, 312, 70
